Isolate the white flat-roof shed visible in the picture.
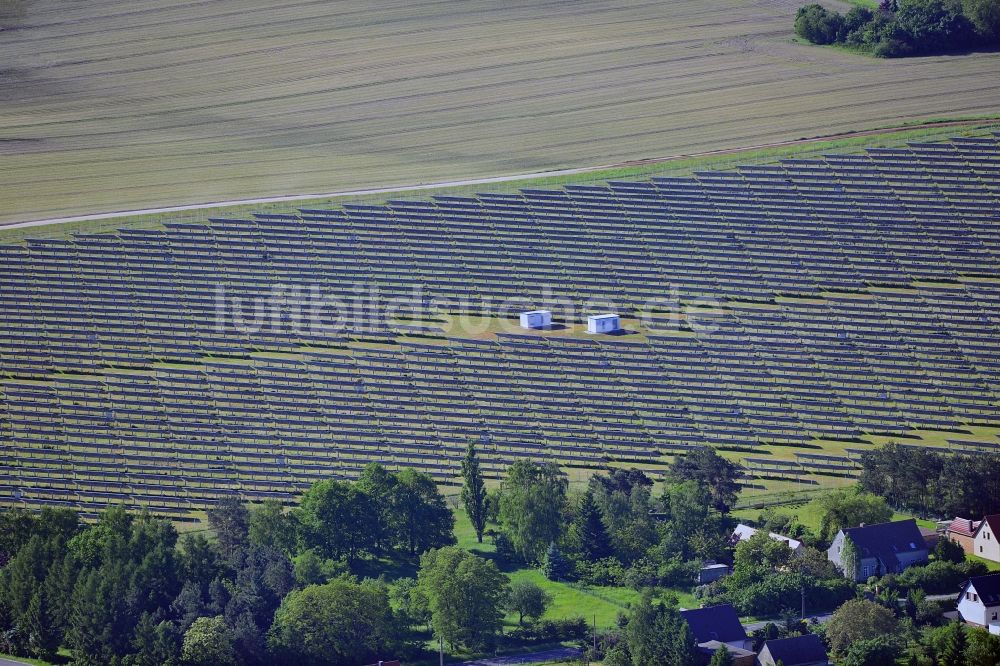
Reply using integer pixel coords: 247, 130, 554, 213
519, 310, 552, 329
587, 313, 620, 334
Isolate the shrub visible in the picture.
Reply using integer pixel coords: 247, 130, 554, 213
539, 616, 588, 640
577, 557, 626, 587
896, 560, 988, 595
841, 5, 876, 40
622, 558, 659, 590
895, 0, 977, 54
509, 616, 589, 642
796, 4, 847, 43
723, 572, 854, 617
841, 635, 902, 666
874, 36, 914, 56
693, 582, 721, 600
657, 557, 700, 588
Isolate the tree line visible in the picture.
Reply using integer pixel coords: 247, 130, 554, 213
3, 439, 987, 665
795, 0, 1000, 57
857, 442, 1000, 517
474, 447, 744, 591
0, 462, 459, 666
0, 444, 748, 666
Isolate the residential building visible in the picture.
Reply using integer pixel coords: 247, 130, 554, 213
698, 640, 755, 666
957, 572, 1000, 633
947, 517, 982, 554
756, 634, 829, 666
732, 523, 805, 555
827, 519, 929, 582
680, 604, 752, 652
973, 515, 1000, 563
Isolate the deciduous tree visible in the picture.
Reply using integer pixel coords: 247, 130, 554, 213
182, 616, 236, 666
295, 480, 374, 564
417, 546, 509, 651
825, 598, 898, 656
507, 579, 551, 625
390, 468, 456, 556
268, 577, 402, 666
248, 500, 296, 553
498, 461, 567, 563
668, 448, 743, 513
965, 626, 1000, 666
816, 487, 892, 543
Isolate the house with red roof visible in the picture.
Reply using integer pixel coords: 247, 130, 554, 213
945, 517, 981, 555
972, 515, 1000, 564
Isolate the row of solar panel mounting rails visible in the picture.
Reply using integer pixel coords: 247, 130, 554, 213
3, 279, 994, 309
3, 340, 998, 376
9, 239, 996, 274
5, 399, 986, 435
10, 242, 997, 272
3, 396, 975, 436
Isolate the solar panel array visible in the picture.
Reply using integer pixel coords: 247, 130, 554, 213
2, 135, 999, 515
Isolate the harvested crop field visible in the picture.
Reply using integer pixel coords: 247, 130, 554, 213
2, 0, 999, 224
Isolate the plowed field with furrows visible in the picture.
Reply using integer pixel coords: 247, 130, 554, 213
2, 0, 999, 223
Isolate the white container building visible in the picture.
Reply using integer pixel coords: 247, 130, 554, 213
519, 310, 552, 329
587, 313, 620, 334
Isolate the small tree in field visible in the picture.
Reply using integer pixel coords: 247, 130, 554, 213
541, 542, 572, 581
507, 579, 551, 625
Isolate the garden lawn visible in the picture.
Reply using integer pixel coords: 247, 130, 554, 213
504, 568, 699, 632
969, 554, 1000, 572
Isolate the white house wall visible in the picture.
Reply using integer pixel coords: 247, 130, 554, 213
974, 524, 1000, 562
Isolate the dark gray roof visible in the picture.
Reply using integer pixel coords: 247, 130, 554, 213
842, 519, 926, 567
762, 633, 828, 665
697, 640, 755, 658
680, 604, 747, 644
966, 573, 1000, 605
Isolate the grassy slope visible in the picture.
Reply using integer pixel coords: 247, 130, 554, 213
0, 654, 61, 666
2, 0, 1000, 223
